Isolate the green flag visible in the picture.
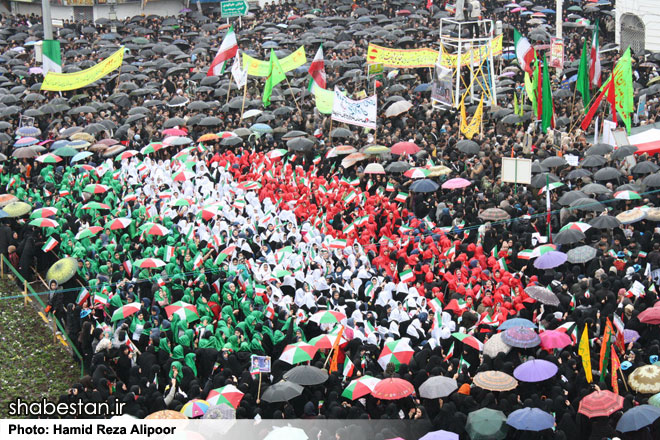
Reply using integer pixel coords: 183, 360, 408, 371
541, 55, 554, 133
262, 48, 286, 108
42, 40, 62, 74
576, 39, 591, 114
613, 48, 635, 133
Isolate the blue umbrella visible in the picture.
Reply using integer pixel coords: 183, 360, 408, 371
502, 53, 516, 60
616, 405, 660, 432
16, 126, 41, 137
498, 318, 537, 330
410, 179, 439, 193
71, 151, 93, 163
414, 83, 431, 92
419, 430, 458, 440
0, 209, 8, 219
507, 408, 554, 431
51, 140, 69, 150
250, 123, 273, 134
541, 9, 555, 14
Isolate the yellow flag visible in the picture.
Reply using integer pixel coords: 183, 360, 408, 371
243, 46, 306, 77
461, 96, 483, 140
578, 324, 593, 383
513, 92, 518, 116
41, 47, 124, 92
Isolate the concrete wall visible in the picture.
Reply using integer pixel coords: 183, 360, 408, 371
616, 0, 660, 52
12, 0, 186, 21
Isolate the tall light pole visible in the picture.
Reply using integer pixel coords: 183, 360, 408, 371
42, 0, 53, 40
556, 0, 563, 40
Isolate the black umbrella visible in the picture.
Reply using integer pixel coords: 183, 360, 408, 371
585, 143, 614, 156
570, 197, 606, 212
593, 167, 622, 181
501, 114, 522, 125
456, 139, 480, 155
611, 145, 638, 159
282, 366, 329, 386
410, 179, 439, 193
540, 156, 567, 168
386, 161, 411, 173
582, 183, 611, 195
331, 128, 353, 138
530, 173, 559, 188
199, 116, 221, 127
286, 137, 316, 152
631, 161, 660, 175
261, 381, 303, 403
553, 229, 586, 245
282, 130, 307, 140
589, 215, 622, 229
643, 173, 660, 187
566, 169, 592, 180
580, 155, 607, 168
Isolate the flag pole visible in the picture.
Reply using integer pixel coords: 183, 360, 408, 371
225, 81, 232, 105
256, 372, 262, 404
284, 75, 302, 115
240, 80, 248, 119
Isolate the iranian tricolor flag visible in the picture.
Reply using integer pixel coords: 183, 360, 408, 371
343, 191, 358, 204
76, 288, 90, 306
343, 356, 355, 380
399, 269, 414, 283
343, 221, 356, 235
329, 239, 347, 249
443, 342, 455, 362
394, 191, 408, 203
513, 28, 535, 75
496, 257, 508, 272
123, 260, 132, 277
589, 20, 601, 88
42, 40, 62, 74
193, 253, 204, 269
164, 245, 175, 262
94, 292, 109, 306
208, 25, 238, 76
356, 215, 369, 226
42, 237, 58, 252
308, 44, 326, 91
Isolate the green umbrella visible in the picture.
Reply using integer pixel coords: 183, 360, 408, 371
466, 408, 508, 440
54, 146, 78, 157
3, 201, 32, 217
46, 257, 78, 284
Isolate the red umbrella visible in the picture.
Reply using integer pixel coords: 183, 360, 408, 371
578, 390, 624, 418
638, 306, 660, 325
539, 330, 573, 349
391, 141, 420, 155
371, 378, 414, 400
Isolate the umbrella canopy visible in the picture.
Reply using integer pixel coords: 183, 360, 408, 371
473, 371, 518, 391
309, 310, 346, 325
628, 365, 660, 394
466, 408, 508, 440
539, 330, 573, 349
589, 215, 621, 229
456, 139, 480, 154
638, 307, 660, 325
371, 378, 415, 400
553, 228, 585, 245
502, 327, 541, 348
479, 207, 510, 221
533, 251, 567, 270
391, 141, 420, 155
578, 390, 624, 418
3, 201, 32, 217
513, 359, 558, 382
145, 410, 188, 419
567, 245, 598, 264
498, 318, 537, 330
280, 342, 317, 365
111, 302, 141, 322
616, 405, 660, 433
342, 375, 381, 400
506, 408, 555, 432
283, 365, 329, 386
261, 381, 303, 403
483, 333, 513, 358
524, 285, 560, 306
442, 177, 471, 189
616, 208, 647, 225
363, 163, 386, 174
419, 430, 459, 440
164, 301, 199, 322
46, 257, 78, 284
419, 376, 458, 399
180, 399, 210, 418
378, 339, 414, 369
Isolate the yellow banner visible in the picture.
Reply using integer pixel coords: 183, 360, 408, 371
41, 47, 125, 92
243, 46, 306, 77
366, 43, 437, 68
461, 96, 483, 140
313, 84, 334, 114
439, 34, 503, 69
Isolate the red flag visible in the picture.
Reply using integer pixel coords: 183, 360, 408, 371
329, 326, 345, 374
581, 76, 610, 130
611, 348, 621, 394
600, 318, 614, 373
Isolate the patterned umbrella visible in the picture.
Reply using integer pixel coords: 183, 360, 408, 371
206, 385, 244, 409
479, 208, 511, 221
135, 258, 166, 268
524, 285, 560, 306
110, 302, 141, 322
567, 245, 598, 264
180, 399, 210, 418
483, 332, 512, 358
378, 339, 414, 370
616, 208, 647, 225
498, 318, 537, 330
419, 376, 458, 399
145, 410, 187, 419
280, 342, 318, 365
309, 310, 346, 325
371, 378, 414, 400
466, 408, 508, 440
539, 330, 573, 349
165, 301, 199, 322
473, 371, 518, 391
533, 251, 567, 269
342, 375, 381, 400
502, 327, 541, 348
628, 365, 660, 394
513, 359, 558, 382
105, 217, 132, 230
3, 201, 32, 217
578, 390, 624, 418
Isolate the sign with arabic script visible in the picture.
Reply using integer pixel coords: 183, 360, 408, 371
367, 44, 438, 68
331, 88, 377, 129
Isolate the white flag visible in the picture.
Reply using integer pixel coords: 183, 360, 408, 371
231, 53, 248, 88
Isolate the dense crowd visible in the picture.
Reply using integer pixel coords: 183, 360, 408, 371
2, 0, 660, 439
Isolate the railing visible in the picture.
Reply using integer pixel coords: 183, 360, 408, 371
0, 254, 85, 378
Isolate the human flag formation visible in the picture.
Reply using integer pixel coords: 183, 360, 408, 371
263, 49, 287, 107
308, 45, 326, 91
208, 25, 238, 76
231, 52, 248, 88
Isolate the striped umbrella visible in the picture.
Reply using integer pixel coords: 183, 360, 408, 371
82, 201, 111, 210
502, 327, 541, 348
180, 399, 210, 418
115, 150, 139, 161
14, 136, 39, 147
110, 302, 141, 322
452, 332, 484, 351
530, 244, 557, 258
206, 385, 244, 409
105, 217, 132, 230
140, 223, 170, 236
75, 226, 103, 239
309, 310, 346, 325
473, 371, 518, 391
28, 218, 58, 228
280, 342, 318, 365
628, 365, 660, 394
372, 378, 415, 400
309, 331, 348, 349
83, 183, 110, 194
30, 207, 58, 218
404, 167, 430, 179
524, 285, 560, 306
36, 153, 62, 163
342, 375, 381, 400
614, 190, 641, 200
578, 390, 624, 418
165, 301, 199, 322
378, 339, 414, 370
